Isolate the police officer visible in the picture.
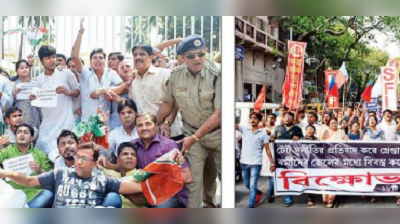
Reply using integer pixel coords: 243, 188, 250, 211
157, 34, 221, 208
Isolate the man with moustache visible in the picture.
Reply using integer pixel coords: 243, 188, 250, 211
54, 130, 79, 169
0, 124, 52, 208
157, 34, 221, 208
71, 18, 123, 122
131, 112, 191, 208
32, 46, 80, 162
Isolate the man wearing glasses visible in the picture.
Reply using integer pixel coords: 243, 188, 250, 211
0, 142, 144, 208
157, 34, 222, 208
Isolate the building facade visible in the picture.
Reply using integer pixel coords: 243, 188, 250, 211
235, 16, 286, 103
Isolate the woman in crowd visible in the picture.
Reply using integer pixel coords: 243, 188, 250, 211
12, 60, 42, 130
321, 117, 348, 208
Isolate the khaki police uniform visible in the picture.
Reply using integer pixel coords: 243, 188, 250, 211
163, 61, 221, 208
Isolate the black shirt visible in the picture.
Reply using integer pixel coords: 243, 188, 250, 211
271, 125, 304, 140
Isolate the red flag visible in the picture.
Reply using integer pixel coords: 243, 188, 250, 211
281, 67, 290, 106
361, 80, 373, 103
254, 85, 266, 112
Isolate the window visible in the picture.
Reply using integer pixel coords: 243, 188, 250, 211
244, 83, 253, 102
257, 18, 264, 31
266, 85, 273, 103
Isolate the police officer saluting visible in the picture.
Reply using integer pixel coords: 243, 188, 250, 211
157, 34, 222, 208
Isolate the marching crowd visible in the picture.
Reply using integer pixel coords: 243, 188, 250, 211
0, 18, 222, 208
236, 100, 400, 208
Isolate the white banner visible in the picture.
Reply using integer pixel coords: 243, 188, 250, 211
381, 66, 397, 111
275, 168, 400, 196
15, 81, 37, 100
2, 154, 34, 181
31, 87, 58, 108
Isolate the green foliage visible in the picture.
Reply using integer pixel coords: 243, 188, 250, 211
272, 16, 400, 101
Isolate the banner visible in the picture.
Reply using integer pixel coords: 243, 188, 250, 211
325, 70, 339, 109
274, 141, 400, 196
31, 87, 58, 108
285, 41, 307, 110
381, 66, 397, 111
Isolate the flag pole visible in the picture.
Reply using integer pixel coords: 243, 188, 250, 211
342, 81, 346, 110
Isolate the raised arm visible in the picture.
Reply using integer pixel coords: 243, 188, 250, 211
154, 38, 183, 52
71, 18, 85, 73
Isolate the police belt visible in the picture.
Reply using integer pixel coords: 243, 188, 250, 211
186, 123, 221, 133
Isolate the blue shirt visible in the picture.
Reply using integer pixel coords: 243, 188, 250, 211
239, 125, 269, 165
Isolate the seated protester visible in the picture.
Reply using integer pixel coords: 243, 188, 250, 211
4, 107, 38, 144
131, 112, 191, 208
0, 124, 52, 208
108, 99, 139, 158
0, 142, 145, 208
101, 142, 144, 208
54, 130, 79, 169
377, 109, 397, 141
362, 116, 385, 141
348, 122, 361, 140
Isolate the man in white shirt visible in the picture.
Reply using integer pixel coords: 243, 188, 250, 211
110, 44, 183, 140
377, 109, 397, 141
32, 46, 80, 162
71, 18, 124, 122
108, 99, 139, 157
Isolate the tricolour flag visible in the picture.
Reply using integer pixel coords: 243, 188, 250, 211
335, 61, 348, 89
361, 80, 373, 103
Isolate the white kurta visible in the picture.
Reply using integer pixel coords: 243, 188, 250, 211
35, 69, 80, 162
129, 66, 183, 137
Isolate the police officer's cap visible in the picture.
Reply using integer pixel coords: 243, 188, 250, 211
177, 34, 205, 55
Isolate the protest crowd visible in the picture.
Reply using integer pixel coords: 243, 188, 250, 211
236, 41, 400, 208
0, 18, 221, 208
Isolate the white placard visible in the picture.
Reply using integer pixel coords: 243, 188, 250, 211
15, 81, 37, 100
31, 87, 58, 108
2, 154, 34, 181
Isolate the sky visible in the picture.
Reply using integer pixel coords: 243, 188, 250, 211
368, 30, 400, 58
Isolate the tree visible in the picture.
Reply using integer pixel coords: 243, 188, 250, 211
17, 16, 55, 59
273, 16, 400, 102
